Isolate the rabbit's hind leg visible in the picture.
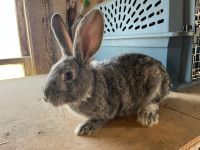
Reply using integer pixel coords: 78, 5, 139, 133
137, 103, 159, 127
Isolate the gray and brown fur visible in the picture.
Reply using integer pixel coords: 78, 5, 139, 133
43, 9, 171, 136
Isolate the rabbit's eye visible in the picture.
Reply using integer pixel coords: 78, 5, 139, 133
65, 71, 73, 81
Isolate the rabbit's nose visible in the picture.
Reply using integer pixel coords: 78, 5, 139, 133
42, 94, 50, 103
42, 86, 51, 102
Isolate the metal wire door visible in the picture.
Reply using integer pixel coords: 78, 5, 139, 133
192, 0, 200, 81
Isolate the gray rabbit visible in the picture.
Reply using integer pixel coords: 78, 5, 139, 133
43, 9, 171, 136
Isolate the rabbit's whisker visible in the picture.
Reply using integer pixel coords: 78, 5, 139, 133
62, 105, 66, 120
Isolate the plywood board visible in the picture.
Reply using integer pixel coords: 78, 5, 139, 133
0, 75, 200, 150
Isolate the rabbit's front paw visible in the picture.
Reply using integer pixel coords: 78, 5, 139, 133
75, 119, 107, 136
137, 103, 159, 127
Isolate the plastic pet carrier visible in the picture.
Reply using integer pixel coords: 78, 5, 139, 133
94, 0, 199, 91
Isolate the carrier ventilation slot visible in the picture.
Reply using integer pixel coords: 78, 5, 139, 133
100, 0, 165, 34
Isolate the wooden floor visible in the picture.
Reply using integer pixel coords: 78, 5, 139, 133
0, 75, 200, 150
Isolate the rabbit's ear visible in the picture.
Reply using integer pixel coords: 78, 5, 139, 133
51, 14, 73, 56
73, 9, 104, 64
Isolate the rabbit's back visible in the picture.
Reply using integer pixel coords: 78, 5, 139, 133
94, 53, 170, 116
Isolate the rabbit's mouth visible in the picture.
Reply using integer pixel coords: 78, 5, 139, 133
49, 98, 65, 107
42, 93, 65, 107
51, 100, 64, 107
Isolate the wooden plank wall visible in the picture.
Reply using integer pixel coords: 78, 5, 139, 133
24, 0, 54, 74
15, 0, 30, 57
0, 57, 33, 76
